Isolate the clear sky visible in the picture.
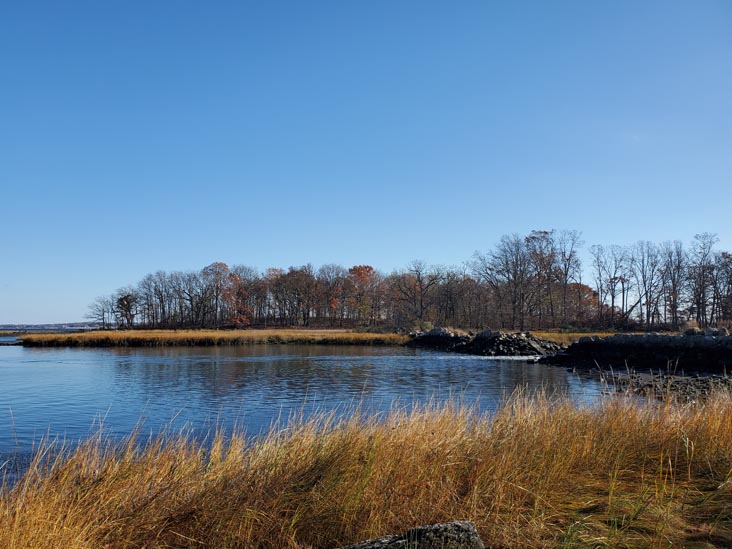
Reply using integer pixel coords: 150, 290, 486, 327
1, 1, 731, 324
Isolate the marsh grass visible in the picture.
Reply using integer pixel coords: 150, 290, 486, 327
533, 332, 623, 345
2, 392, 732, 548
533, 331, 684, 346
20, 329, 409, 348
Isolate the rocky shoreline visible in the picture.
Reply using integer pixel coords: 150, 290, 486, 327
543, 331, 732, 373
405, 328, 565, 358
408, 328, 732, 400
600, 370, 732, 401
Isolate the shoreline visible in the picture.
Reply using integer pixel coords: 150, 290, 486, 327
2, 394, 731, 548
19, 328, 409, 348
16, 328, 732, 401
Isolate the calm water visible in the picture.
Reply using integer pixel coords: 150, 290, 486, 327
0, 345, 605, 476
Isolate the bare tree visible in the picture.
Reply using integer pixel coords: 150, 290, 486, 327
688, 233, 719, 327
630, 241, 663, 329
86, 296, 115, 329
604, 245, 627, 327
474, 235, 534, 330
526, 230, 557, 328
660, 241, 687, 329
589, 245, 607, 324
556, 230, 583, 326
389, 260, 441, 325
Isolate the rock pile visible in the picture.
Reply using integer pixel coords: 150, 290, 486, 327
405, 327, 471, 352
406, 328, 565, 357
544, 333, 732, 373
460, 330, 565, 357
340, 521, 485, 549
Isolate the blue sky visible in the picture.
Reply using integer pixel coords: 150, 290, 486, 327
1, 1, 731, 324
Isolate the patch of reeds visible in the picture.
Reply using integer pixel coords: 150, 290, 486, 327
2, 392, 732, 548
20, 329, 409, 348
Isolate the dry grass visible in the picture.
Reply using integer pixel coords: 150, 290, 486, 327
2, 393, 732, 548
20, 329, 409, 348
534, 332, 682, 346
533, 332, 622, 345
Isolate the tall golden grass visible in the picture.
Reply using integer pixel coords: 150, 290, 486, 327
533, 332, 622, 346
20, 329, 409, 348
2, 393, 731, 548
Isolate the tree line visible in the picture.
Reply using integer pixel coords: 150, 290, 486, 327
88, 230, 732, 331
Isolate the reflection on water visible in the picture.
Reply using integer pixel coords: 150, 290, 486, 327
0, 345, 604, 474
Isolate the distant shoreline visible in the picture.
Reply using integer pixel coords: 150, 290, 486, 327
19, 328, 409, 348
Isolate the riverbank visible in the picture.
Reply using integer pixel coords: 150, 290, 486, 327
531, 331, 627, 345
2, 393, 731, 548
544, 333, 732, 373
19, 329, 409, 347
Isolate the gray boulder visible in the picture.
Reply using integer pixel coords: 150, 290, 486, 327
340, 521, 485, 549
406, 328, 471, 352
426, 327, 455, 338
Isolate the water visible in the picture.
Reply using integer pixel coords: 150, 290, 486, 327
0, 345, 605, 477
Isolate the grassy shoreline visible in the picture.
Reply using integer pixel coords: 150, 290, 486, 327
532, 331, 618, 345
19, 329, 409, 348
18, 328, 629, 348
2, 393, 731, 548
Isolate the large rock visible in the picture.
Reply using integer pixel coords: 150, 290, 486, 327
405, 328, 471, 352
340, 521, 485, 549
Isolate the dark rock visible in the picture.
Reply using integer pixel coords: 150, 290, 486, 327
405, 328, 471, 352
340, 521, 485, 549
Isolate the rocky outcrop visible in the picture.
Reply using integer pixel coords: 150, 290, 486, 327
406, 328, 564, 358
405, 327, 471, 352
340, 521, 485, 549
458, 330, 565, 357
543, 333, 732, 373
